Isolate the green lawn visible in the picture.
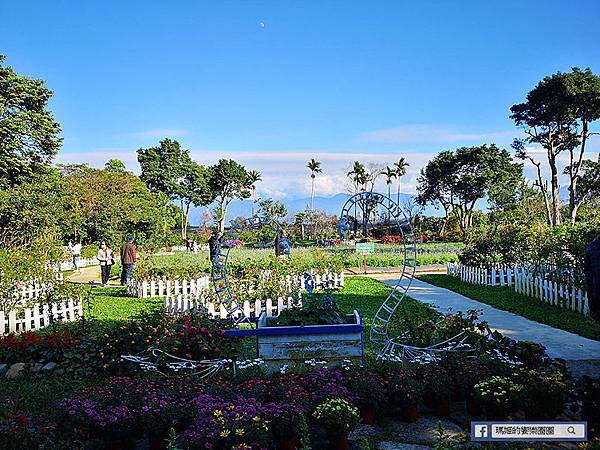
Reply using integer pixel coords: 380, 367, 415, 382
418, 274, 600, 341
86, 286, 162, 323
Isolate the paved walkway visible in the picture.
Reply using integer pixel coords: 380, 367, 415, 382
374, 275, 600, 362
66, 265, 121, 287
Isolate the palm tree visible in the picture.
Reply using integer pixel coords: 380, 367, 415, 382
382, 166, 396, 201
306, 159, 322, 211
347, 161, 366, 193
393, 158, 410, 205
247, 170, 262, 215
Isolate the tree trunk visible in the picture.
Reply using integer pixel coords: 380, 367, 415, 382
310, 175, 315, 211
180, 199, 187, 240
548, 150, 562, 226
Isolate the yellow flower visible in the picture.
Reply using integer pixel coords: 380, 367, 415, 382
213, 409, 223, 417
252, 416, 261, 422
235, 428, 245, 436
220, 429, 230, 438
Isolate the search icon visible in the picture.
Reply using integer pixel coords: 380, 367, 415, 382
567, 426, 576, 435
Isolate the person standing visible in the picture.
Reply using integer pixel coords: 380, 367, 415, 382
208, 229, 222, 263
69, 240, 82, 272
97, 242, 114, 287
120, 235, 136, 286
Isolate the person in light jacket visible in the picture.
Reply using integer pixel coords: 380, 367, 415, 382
120, 235, 136, 286
97, 242, 114, 287
69, 240, 82, 272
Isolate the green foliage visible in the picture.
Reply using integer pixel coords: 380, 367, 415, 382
419, 274, 600, 340
312, 398, 359, 433
271, 302, 346, 326
209, 159, 251, 232
0, 235, 66, 311
0, 55, 62, 189
417, 145, 523, 236
60, 163, 178, 246
0, 170, 65, 247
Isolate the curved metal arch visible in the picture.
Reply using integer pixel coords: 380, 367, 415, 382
339, 191, 471, 362
211, 215, 290, 326
339, 191, 417, 350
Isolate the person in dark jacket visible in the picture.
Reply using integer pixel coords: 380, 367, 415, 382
208, 229, 222, 263
585, 234, 600, 321
120, 235, 136, 286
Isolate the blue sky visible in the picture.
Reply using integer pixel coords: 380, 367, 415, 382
2, 0, 600, 200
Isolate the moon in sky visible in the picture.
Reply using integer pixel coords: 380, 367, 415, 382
259, 21, 265, 28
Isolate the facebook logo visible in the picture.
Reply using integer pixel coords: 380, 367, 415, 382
474, 424, 489, 440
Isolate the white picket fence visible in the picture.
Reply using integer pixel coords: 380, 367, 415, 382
164, 294, 301, 319
0, 298, 83, 335
7, 274, 64, 304
128, 271, 344, 299
127, 275, 211, 298
447, 262, 589, 316
57, 257, 99, 272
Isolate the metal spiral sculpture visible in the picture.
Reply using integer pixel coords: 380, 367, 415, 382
339, 191, 468, 362
211, 215, 290, 325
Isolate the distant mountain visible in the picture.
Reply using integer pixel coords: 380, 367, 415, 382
188, 192, 445, 225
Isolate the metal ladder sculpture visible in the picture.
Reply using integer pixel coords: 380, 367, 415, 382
211, 215, 290, 325
339, 191, 469, 362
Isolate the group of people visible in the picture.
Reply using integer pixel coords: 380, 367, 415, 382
185, 238, 200, 254
68, 236, 137, 287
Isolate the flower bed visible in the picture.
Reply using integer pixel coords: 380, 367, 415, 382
1, 339, 587, 449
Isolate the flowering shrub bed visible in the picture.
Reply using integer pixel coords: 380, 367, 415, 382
0, 330, 589, 449
0, 329, 77, 365
0, 311, 241, 375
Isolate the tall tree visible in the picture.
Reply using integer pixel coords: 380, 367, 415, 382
417, 145, 523, 237
510, 67, 600, 225
347, 161, 366, 193
246, 170, 262, 216
381, 166, 397, 202
0, 55, 62, 189
306, 159, 322, 210
564, 68, 600, 223
104, 159, 126, 173
208, 159, 250, 233
137, 139, 212, 240
258, 198, 287, 221
393, 157, 410, 206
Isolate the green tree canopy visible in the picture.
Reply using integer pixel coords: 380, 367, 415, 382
208, 159, 250, 233
0, 55, 62, 189
137, 139, 213, 239
511, 67, 600, 225
417, 144, 523, 237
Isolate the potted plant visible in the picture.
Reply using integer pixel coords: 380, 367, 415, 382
312, 398, 359, 450
420, 365, 453, 417
266, 402, 306, 450
474, 376, 523, 420
344, 370, 385, 424
386, 370, 423, 422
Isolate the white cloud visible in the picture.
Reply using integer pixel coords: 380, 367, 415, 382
360, 124, 514, 144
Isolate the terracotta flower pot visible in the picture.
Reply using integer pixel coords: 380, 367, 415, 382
401, 405, 418, 422
276, 435, 299, 450
326, 430, 349, 450
434, 398, 450, 417
360, 404, 376, 424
